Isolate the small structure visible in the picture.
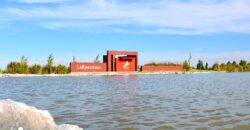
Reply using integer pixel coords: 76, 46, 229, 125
103, 50, 138, 72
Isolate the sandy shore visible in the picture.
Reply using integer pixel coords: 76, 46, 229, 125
0, 71, 220, 77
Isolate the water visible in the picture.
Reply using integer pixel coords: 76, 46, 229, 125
1, 73, 250, 130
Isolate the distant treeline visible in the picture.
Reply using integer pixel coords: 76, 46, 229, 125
1, 54, 69, 74
145, 59, 250, 72
211, 60, 250, 72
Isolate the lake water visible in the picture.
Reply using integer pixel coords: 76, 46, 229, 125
1, 73, 250, 130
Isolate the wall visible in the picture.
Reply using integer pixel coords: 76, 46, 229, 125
70, 62, 107, 73
142, 65, 183, 72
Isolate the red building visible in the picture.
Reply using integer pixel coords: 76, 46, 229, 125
70, 50, 138, 73
70, 50, 183, 73
103, 50, 138, 72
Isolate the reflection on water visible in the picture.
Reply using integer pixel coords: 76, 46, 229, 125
1, 73, 250, 130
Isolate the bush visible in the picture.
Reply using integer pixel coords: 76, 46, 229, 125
183, 60, 190, 71
29, 65, 42, 74
244, 64, 250, 72
145, 61, 182, 66
55, 64, 69, 74
6, 62, 21, 74
212, 63, 220, 71
42, 66, 56, 74
6, 56, 29, 74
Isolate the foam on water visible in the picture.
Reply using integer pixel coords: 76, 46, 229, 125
0, 99, 83, 130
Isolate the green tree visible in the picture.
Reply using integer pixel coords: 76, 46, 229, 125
196, 60, 204, 70
239, 60, 247, 71
19, 56, 29, 74
212, 62, 220, 71
232, 61, 237, 66
205, 62, 208, 70
188, 53, 192, 65
220, 63, 227, 71
226, 63, 235, 72
183, 60, 190, 71
29, 64, 41, 74
42, 66, 49, 74
56, 64, 69, 74
47, 54, 54, 74
239, 60, 247, 66
245, 63, 250, 72
6, 62, 21, 74
72, 56, 76, 62
94, 54, 100, 63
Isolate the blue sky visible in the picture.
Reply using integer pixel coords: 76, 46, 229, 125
0, 0, 250, 69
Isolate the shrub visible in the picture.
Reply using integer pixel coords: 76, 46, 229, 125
56, 64, 69, 74
183, 60, 190, 71
29, 65, 42, 74
145, 61, 181, 66
6, 62, 21, 74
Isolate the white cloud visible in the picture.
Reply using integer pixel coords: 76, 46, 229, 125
1, 0, 250, 34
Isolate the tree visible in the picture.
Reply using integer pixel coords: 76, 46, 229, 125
196, 60, 204, 70
42, 66, 49, 74
205, 62, 208, 70
227, 61, 231, 65
188, 53, 192, 66
72, 56, 76, 62
239, 60, 247, 71
6, 62, 21, 74
29, 64, 41, 74
212, 62, 220, 71
225, 61, 236, 72
56, 64, 69, 74
47, 54, 54, 74
227, 64, 235, 72
94, 54, 100, 63
19, 56, 29, 74
232, 61, 237, 65
220, 63, 227, 71
183, 60, 190, 71
245, 63, 250, 72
